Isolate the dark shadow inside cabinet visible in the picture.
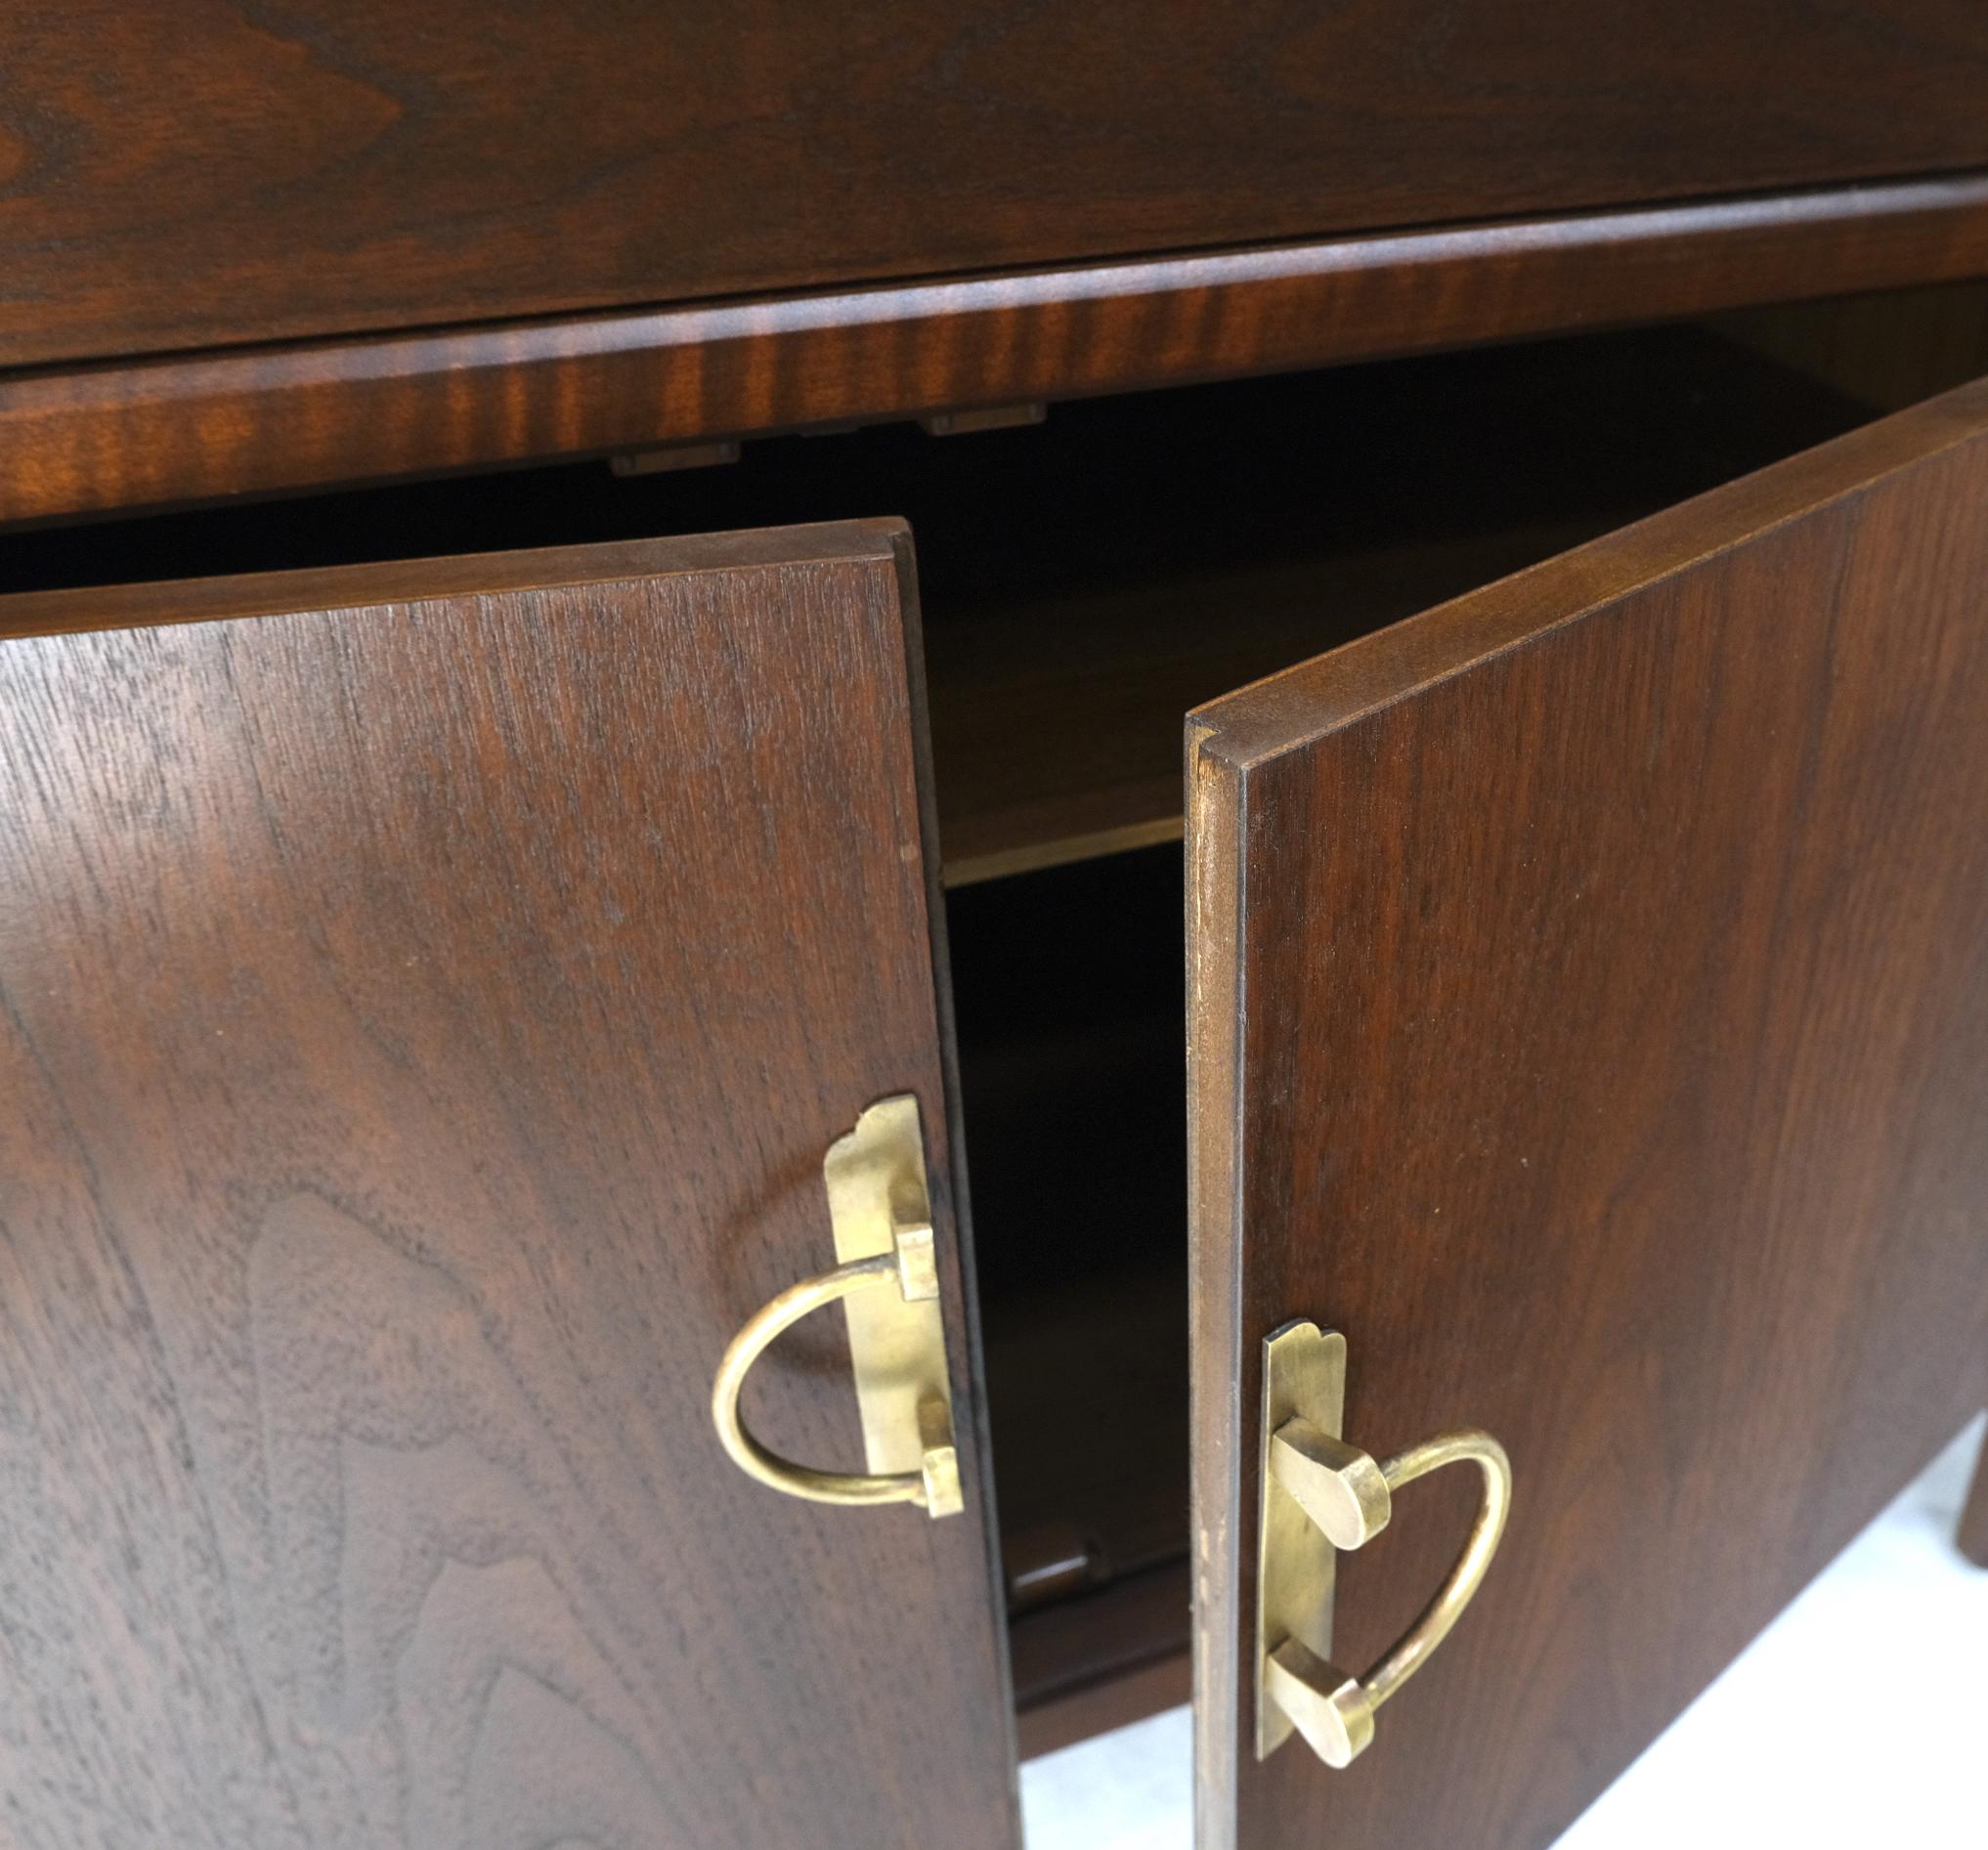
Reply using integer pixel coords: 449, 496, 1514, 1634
6, 295, 1960, 1750
950, 847, 1188, 1594
946, 845, 1193, 1743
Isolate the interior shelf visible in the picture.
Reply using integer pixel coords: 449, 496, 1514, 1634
0, 325, 1871, 891
922, 327, 1875, 883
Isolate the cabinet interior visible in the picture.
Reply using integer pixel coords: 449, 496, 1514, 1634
9, 289, 1972, 1750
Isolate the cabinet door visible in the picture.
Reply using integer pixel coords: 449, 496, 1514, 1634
0, 525, 1016, 1850
1188, 381, 1988, 1848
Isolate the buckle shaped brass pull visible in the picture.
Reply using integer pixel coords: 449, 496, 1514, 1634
711, 1096, 963, 1519
1256, 1321, 1511, 1766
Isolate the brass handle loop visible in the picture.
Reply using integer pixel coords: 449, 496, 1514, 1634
1265, 1419, 1511, 1767
711, 1230, 961, 1515
1359, 1431, 1511, 1709
1264, 1406, 1510, 1772
1256, 1323, 1514, 1766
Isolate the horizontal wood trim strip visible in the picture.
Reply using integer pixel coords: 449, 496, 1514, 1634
6, 173, 1988, 527
0, 523, 909, 642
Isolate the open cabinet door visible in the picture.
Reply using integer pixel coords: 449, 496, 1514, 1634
0, 525, 1017, 1850
1188, 382, 1988, 1848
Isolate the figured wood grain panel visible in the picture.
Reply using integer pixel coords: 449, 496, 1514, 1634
9, 173, 1988, 528
1188, 382, 1988, 1848
7, 2, 1988, 370
0, 526, 1017, 1849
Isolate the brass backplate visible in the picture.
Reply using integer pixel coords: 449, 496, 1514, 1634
1256, 1320, 1347, 1758
825, 1097, 956, 1491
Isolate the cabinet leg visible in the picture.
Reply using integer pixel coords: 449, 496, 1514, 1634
1960, 1423, 1988, 1570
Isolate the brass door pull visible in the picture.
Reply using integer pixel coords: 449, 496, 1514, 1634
1256, 1321, 1512, 1766
710, 1097, 963, 1520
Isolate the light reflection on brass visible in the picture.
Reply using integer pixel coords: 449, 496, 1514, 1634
1256, 1319, 1511, 1766
710, 1096, 962, 1518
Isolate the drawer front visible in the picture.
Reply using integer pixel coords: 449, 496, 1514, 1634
0, 525, 1016, 1850
7, 3, 1988, 368
1188, 380, 1988, 1846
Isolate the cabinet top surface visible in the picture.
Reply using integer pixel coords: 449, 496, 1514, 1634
7, 2, 1988, 371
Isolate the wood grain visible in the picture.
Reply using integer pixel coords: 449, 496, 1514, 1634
1188, 381, 1988, 1848
8, 2, 1988, 372
8, 174, 1988, 527
0, 526, 1018, 1849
